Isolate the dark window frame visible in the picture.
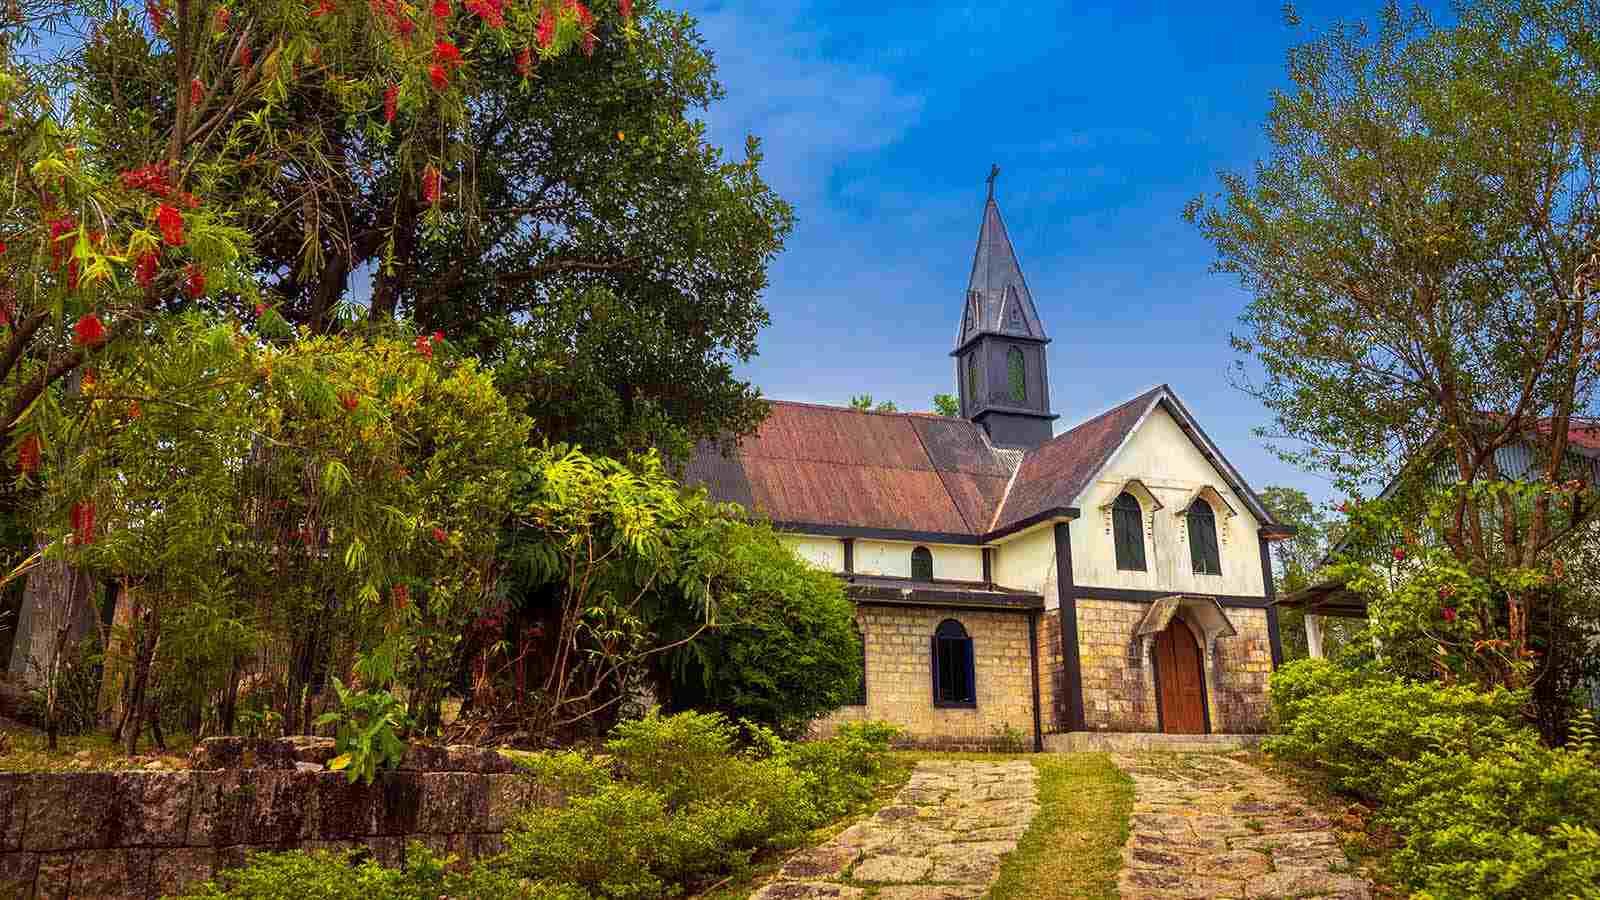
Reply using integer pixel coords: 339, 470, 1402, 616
1112, 491, 1147, 571
911, 545, 934, 581
931, 618, 977, 708
1006, 346, 1026, 403
1187, 498, 1222, 576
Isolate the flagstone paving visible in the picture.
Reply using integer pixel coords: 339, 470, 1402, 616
1111, 752, 1372, 899
749, 759, 1039, 900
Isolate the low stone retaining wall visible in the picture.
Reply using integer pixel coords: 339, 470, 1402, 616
0, 738, 557, 899
1043, 731, 1263, 753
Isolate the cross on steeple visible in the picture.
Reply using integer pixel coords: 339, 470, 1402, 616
986, 164, 1001, 200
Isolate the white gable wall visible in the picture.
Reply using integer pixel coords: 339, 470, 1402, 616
855, 540, 983, 581
1070, 404, 1266, 597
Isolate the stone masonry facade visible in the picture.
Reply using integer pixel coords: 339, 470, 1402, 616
820, 604, 1036, 750
0, 739, 558, 900
1037, 600, 1274, 735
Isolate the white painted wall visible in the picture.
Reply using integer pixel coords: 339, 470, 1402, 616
853, 539, 983, 581
992, 526, 1056, 603
780, 535, 844, 572
1069, 405, 1266, 597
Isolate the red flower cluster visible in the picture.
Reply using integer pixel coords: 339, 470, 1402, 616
392, 583, 411, 610
70, 501, 96, 545
82, 369, 97, 389
516, 46, 533, 77
191, 78, 204, 106
429, 64, 448, 89
537, 5, 555, 47
433, 330, 445, 343
49, 218, 75, 269
254, 301, 267, 316
17, 433, 40, 475
339, 390, 360, 411
422, 165, 441, 204
570, 1, 595, 55
311, 0, 337, 17
384, 84, 399, 122
431, 526, 448, 543
1392, 546, 1406, 561
0, 295, 12, 328
119, 163, 200, 207
620, 0, 632, 19
156, 204, 185, 246
1441, 607, 1458, 623
146, 0, 167, 31
432, 0, 450, 19
214, 6, 231, 33
415, 334, 434, 358
432, 40, 462, 86
187, 265, 206, 299
464, 0, 505, 27
128, 401, 142, 420
136, 251, 159, 290
238, 44, 253, 68
74, 313, 106, 347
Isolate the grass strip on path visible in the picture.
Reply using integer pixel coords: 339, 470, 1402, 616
987, 752, 1134, 900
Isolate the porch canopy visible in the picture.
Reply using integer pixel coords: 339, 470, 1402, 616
1275, 576, 1369, 658
1134, 594, 1238, 641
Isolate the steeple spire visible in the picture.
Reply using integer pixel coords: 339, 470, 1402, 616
951, 171, 1056, 450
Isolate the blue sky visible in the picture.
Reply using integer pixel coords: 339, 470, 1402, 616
674, 0, 1424, 507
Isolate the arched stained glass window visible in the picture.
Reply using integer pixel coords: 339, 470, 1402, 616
1188, 498, 1222, 575
931, 619, 975, 707
1007, 347, 1026, 403
1113, 492, 1147, 571
911, 546, 934, 581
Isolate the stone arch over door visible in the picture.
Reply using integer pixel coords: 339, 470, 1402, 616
1134, 594, 1238, 734
1152, 615, 1208, 734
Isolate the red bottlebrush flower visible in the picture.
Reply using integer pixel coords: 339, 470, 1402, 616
81, 368, 96, 389
431, 526, 448, 543
432, 0, 449, 18
310, 0, 336, 16
1441, 606, 1458, 623
254, 301, 267, 316
66, 258, 80, 292
432, 331, 444, 344
177, 190, 202, 210
397, 16, 415, 37
214, 6, 231, 33
415, 334, 434, 358
0, 296, 11, 328
434, 39, 461, 67
465, 0, 504, 27
516, 46, 533, 77
156, 204, 185, 246
339, 390, 359, 411
421, 165, 441, 204
17, 433, 40, 474
49, 218, 75, 269
127, 401, 141, 420
620, 0, 632, 19
239, 44, 253, 68
190, 78, 203, 106
146, 0, 167, 31
0, 241, 6, 255
392, 583, 411, 609
70, 501, 96, 545
384, 84, 398, 122
186, 265, 206, 299
429, 63, 448, 90
572, 1, 595, 55
73, 313, 106, 347
537, 6, 555, 47
1392, 546, 1406, 562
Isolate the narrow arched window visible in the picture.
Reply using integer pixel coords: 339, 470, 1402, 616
847, 621, 867, 706
911, 546, 934, 581
1188, 498, 1221, 575
964, 354, 978, 409
1007, 347, 1026, 403
1113, 492, 1147, 571
931, 619, 975, 707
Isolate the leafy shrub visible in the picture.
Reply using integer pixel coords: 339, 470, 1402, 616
317, 680, 408, 785
178, 845, 585, 899
780, 720, 899, 818
604, 709, 737, 809
1268, 657, 1376, 731
1264, 668, 1525, 802
1386, 726, 1600, 898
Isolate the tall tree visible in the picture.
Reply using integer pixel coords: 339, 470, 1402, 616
1189, 0, 1600, 686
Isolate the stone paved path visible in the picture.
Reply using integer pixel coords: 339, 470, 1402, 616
749, 759, 1038, 900
1112, 753, 1372, 899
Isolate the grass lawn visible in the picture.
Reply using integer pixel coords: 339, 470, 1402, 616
0, 723, 194, 772
988, 752, 1134, 900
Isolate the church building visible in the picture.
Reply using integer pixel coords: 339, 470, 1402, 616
686, 182, 1292, 749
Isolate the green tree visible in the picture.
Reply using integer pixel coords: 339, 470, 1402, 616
1188, 0, 1600, 691
848, 394, 896, 413
1258, 485, 1354, 660
932, 393, 959, 417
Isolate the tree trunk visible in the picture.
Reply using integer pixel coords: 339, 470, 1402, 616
8, 554, 94, 686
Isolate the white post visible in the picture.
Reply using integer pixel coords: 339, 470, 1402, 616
1305, 613, 1325, 660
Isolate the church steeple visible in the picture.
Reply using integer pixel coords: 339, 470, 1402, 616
952, 167, 1056, 450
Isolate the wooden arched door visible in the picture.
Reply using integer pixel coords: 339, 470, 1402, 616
1154, 616, 1207, 734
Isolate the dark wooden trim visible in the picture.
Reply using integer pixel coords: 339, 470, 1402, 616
1258, 525, 1299, 540
1054, 522, 1087, 732
777, 507, 1081, 547
1260, 536, 1284, 669
1028, 609, 1043, 752
842, 538, 854, 575
950, 330, 1052, 356
981, 548, 992, 585
848, 591, 1042, 613
1068, 585, 1274, 609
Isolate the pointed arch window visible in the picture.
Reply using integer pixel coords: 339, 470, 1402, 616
1113, 492, 1147, 571
1006, 347, 1026, 403
1187, 498, 1222, 575
911, 546, 934, 581
931, 619, 976, 707
964, 353, 978, 411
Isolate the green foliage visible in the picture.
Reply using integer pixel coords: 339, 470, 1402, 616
1265, 665, 1526, 803
848, 395, 897, 413
317, 680, 408, 785
661, 521, 863, 733
932, 393, 960, 417
777, 720, 900, 819
177, 844, 584, 900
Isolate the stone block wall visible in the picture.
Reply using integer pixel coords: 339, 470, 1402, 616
1035, 610, 1063, 732
820, 603, 1036, 750
1075, 599, 1159, 732
1208, 607, 1273, 733
1069, 598, 1274, 735
0, 740, 557, 899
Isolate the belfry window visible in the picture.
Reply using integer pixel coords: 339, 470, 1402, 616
1113, 492, 1147, 571
911, 546, 934, 581
931, 619, 976, 707
1006, 347, 1026, 403
1188, 498, 1222, 575
964, 354, 978, 409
